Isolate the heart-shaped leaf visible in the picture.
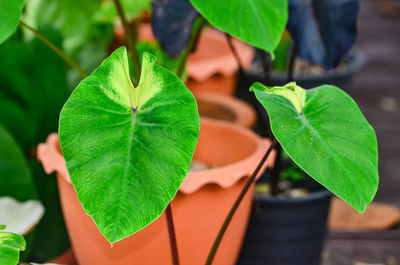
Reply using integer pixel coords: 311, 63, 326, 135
152, 0, 199, 58
0, 0, 26, 44
59, 47, 200, 244
0, 125, 36, 201
287, 0, 359, 69
252, 82, 378, 213
189, 0, 288, 55
0, 231, 25, 265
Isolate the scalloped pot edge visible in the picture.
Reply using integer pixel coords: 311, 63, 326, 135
136, 24, 254, 82
37, 118, 274, 195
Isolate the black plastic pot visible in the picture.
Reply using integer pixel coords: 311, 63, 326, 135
240, 49, 366, 89
237, 189, 332, 265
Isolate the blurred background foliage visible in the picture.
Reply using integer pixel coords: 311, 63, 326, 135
0, 0, 143, 261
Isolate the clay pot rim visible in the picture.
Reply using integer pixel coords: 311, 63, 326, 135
194, 91, 257, 129
180, 118, 273, 194
187, 28, 254, 82
37, 118, 273, 195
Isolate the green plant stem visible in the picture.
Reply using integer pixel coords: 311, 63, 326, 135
204, 139, 278, 265
165, 203, 180, 265
19, 20, 88, 79
176, 16, 206, 79
269, 43, 298, 194
113, 0, 141, 85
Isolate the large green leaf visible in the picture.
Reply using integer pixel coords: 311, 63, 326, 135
0, 0, 26, 44
0, 125, 36, 201
189, 0, 288, 55
59, 47, 200, 244
0, 231, 25, 265
252, 82, 378, 213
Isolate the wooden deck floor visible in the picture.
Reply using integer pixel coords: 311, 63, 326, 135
324, 0, 400, 264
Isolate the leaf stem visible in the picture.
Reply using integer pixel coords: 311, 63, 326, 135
204, 139, 278, 265
165, 203, 180, 265
268, 43, 298, 193
113, 0, 141, 85
19, 20, 88, 79
225, 33, 245, 76
176, 16, 206, 79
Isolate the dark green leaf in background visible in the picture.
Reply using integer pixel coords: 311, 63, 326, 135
28, 161, 70, 261
0, 31, 71, 260
0, 125, 35, 201
0, 30, 69, 150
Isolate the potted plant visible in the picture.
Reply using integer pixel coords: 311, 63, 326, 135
239, 0, 365, 91
1, 1, 378, 265
232, 1, 369, 263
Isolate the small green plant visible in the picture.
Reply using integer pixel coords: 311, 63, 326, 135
0, 225, 26, 265
0, 1, 377, 265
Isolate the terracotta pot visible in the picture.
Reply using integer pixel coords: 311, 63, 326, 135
194, 91, 257, 129
37, 118, 275, 265
186, 29, 253, 96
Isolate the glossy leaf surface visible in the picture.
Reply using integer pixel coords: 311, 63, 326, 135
0, 125, 35, 201
252, 82, 378, 213
0, 0, 26, 43
287, 0, 359, 69
0, 231, 25, 265
152, 0, 199, 58
189, 0, 288, 55
59, 47, 199, 244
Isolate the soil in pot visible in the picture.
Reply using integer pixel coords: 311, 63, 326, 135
194, 91, 257, 129
197, 100, 236, 122
237, 176, 332, 265
38, 118, 275, 265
